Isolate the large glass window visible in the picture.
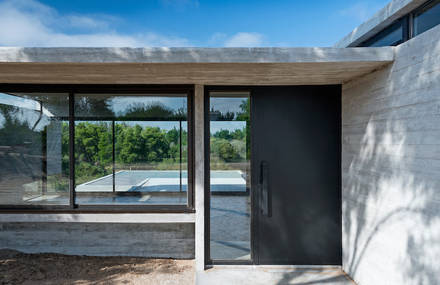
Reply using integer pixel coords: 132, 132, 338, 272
414, 0, 440, 36
209, 92, 251, 261
0, 93, 69, 205
74, 94, 189, 205
0, 87, 193, 211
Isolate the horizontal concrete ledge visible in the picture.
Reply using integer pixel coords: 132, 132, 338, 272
207, 265, 342, 270
0, 213, 195, 223
0, 47, 394, 63
197, 265, 351, 285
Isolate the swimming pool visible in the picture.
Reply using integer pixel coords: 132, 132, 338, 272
76, 170, 246, 193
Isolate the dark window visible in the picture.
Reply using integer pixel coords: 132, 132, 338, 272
359, 20, 404, 47
0, 86, 194, 212
414, 0, 440, 36
356, 0, 440, 47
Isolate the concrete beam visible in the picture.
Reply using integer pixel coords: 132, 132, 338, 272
0, 222, 194, 258
0, 62, 394, 86
0, 213, 195, 223
194, 84, 205, 271
0, 47, 394, 85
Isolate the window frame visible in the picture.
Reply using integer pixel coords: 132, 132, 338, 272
204, 86, 254, 265
0, 84, 195, 213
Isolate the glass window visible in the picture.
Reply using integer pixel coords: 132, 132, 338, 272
0, 93, 70, 205
209, 92, 251, 261
360, 20, 404, 47
414, 0, 440, 36
74, 94, 189, 205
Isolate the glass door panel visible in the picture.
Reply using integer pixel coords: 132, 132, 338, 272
209, 92, 251, 261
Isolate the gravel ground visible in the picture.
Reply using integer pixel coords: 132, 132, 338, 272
0, 249, 194, 285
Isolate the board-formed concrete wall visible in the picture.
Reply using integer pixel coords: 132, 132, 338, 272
341, 24, 440, 284
0, 223, 194, 259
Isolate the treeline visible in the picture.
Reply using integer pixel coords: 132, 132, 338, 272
64, 122, 189, 184
66, 122, 248, 184
210, 128, 247, 163
0, 98, 250, 185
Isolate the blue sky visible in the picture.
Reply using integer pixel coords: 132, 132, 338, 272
0, 0, 389, 47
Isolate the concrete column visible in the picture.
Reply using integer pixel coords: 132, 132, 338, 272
194, 84, 205, 271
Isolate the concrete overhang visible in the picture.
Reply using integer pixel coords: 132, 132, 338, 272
335, 0, 426, 47
0, 47, 394, 85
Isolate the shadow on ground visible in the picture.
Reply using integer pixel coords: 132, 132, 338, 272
276, 268, 354, 285
0, 249, 194, 285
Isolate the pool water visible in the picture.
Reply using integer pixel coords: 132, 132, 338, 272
84, 170, 244, 186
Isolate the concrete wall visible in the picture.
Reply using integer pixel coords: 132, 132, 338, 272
0, 222, 194, 259
341, 24, 440, 285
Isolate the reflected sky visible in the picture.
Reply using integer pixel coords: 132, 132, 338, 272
211, 121, 246, 133
0, 93, 67, 131
110, 96, 187, 115
74, 94, 188, 117
1, 93, 246, 132
210, 97, 247, 116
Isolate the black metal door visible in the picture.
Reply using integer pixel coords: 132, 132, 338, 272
251, 86, 341, 265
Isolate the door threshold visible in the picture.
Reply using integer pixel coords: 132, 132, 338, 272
197, 265, 354, 285
207, 264, 342, 270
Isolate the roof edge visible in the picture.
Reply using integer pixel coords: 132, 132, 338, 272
0, 47, 394, 63
334, 0, 427, 48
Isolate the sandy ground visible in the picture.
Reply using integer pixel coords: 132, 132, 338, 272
0, 250, 194, 285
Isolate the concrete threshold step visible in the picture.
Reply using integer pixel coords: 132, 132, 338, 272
196, 265, 356, 285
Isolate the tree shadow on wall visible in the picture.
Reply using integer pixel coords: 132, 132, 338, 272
342, 35, 440, 284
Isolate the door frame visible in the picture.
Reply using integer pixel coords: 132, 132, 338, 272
204, 85, 342, 266
204, 86, 256, 265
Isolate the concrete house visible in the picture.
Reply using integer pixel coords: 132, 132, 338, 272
0, 0, 439, 283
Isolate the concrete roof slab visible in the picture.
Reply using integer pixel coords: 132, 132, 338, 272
0, 47, 394, 85
0, 47, 394, 63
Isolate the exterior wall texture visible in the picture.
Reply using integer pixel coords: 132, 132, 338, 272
341, 24, 440, 284
0, 222, 195, 259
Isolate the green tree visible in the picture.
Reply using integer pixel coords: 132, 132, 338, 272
122, 102, 175, 119
117, 124, 145, 163
142, 127, 170, 162
236, 98, 250, 159
74, 122, 112, 184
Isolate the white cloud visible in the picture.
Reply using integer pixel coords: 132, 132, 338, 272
209, 32, 228, 43
65, 15, 111, 30
0, 0, 190, 47
224, 32, 264, 47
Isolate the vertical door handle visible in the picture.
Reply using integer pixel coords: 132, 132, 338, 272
259, 161, 271, 217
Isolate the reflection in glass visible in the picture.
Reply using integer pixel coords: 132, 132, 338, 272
209, 93, 251, 260
414, 1, 440, 36
74, 121, 113, 194
74, 94, 188, 205
0, 93, 69, 205
361, 21, 403, 47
